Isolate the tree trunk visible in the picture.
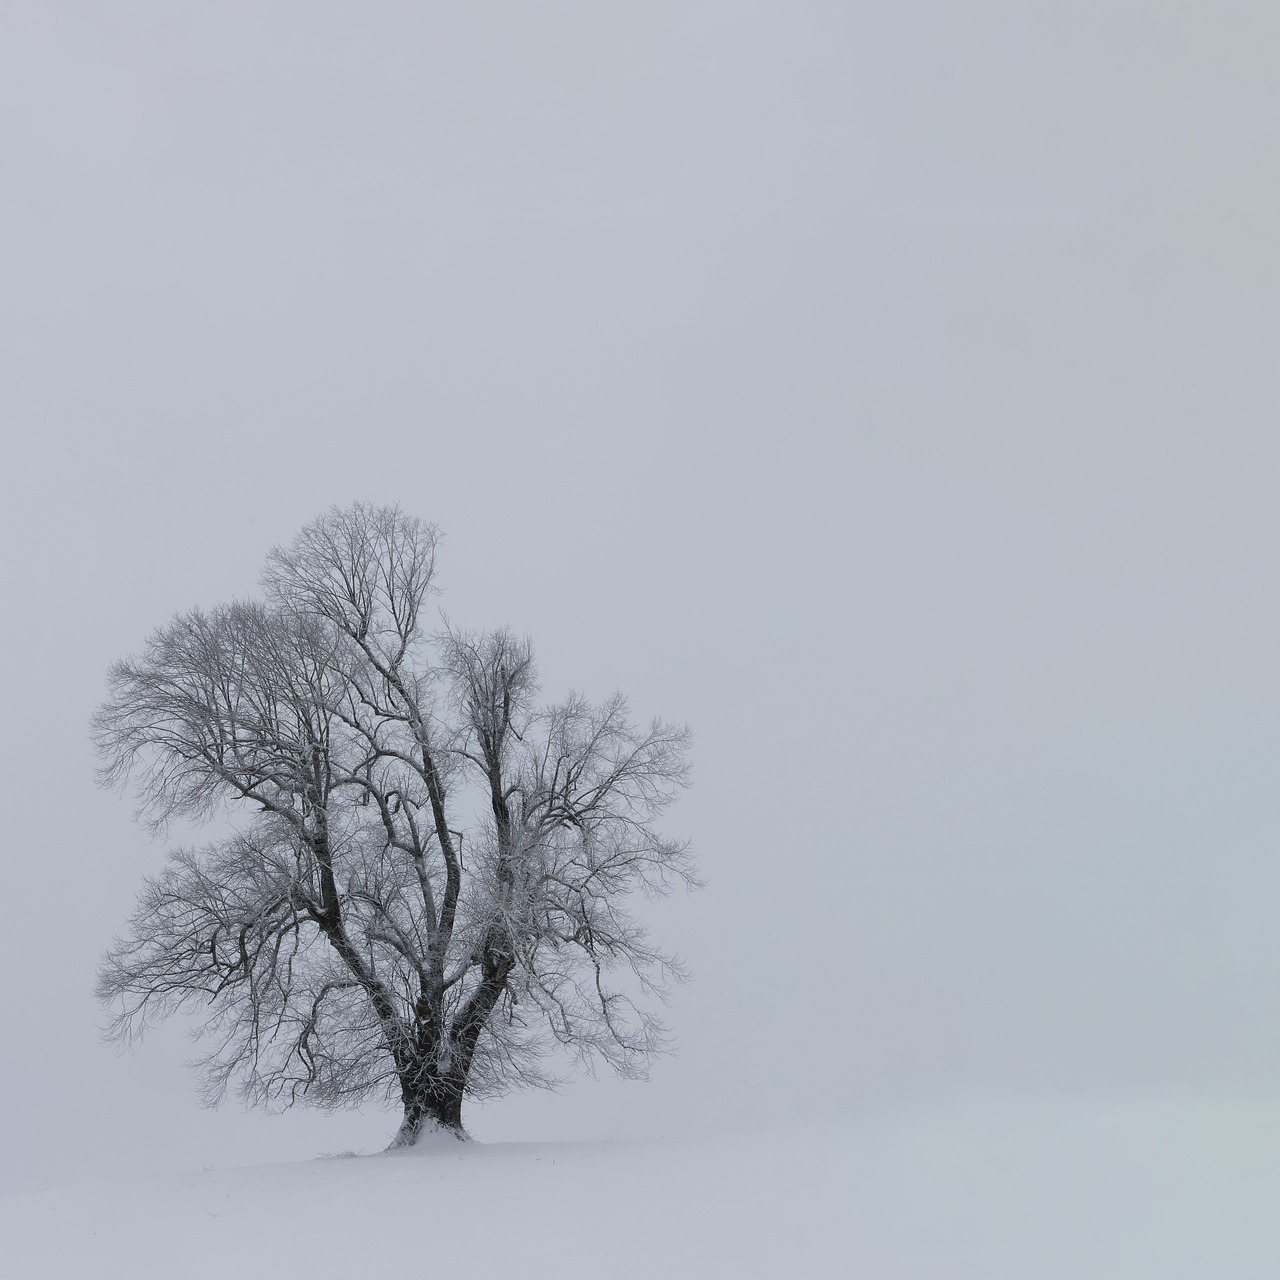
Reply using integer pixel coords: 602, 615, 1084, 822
388, 1072, 468, 1148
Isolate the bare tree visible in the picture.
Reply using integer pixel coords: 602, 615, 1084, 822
94, 504, 696, 1145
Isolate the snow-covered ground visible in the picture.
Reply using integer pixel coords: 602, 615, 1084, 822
5, 1094, 1280, 1278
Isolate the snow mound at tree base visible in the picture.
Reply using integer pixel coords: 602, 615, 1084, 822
5, 1095, 1280, 1278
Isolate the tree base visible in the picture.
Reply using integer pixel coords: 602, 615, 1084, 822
386, 1114, 470, 1151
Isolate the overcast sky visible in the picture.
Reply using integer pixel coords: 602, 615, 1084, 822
3, 1, 1280, 1191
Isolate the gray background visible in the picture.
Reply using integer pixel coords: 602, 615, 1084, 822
3, 1, 1280, 1190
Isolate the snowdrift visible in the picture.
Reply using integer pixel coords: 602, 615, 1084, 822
4, 1095, 1280, 1278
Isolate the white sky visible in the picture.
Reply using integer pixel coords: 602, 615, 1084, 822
3, 1, 1280, 1190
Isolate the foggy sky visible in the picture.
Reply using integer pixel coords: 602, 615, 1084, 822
4, 1, 1280, 1191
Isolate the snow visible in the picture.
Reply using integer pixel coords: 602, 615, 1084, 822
4, 1094, 1280, 1278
